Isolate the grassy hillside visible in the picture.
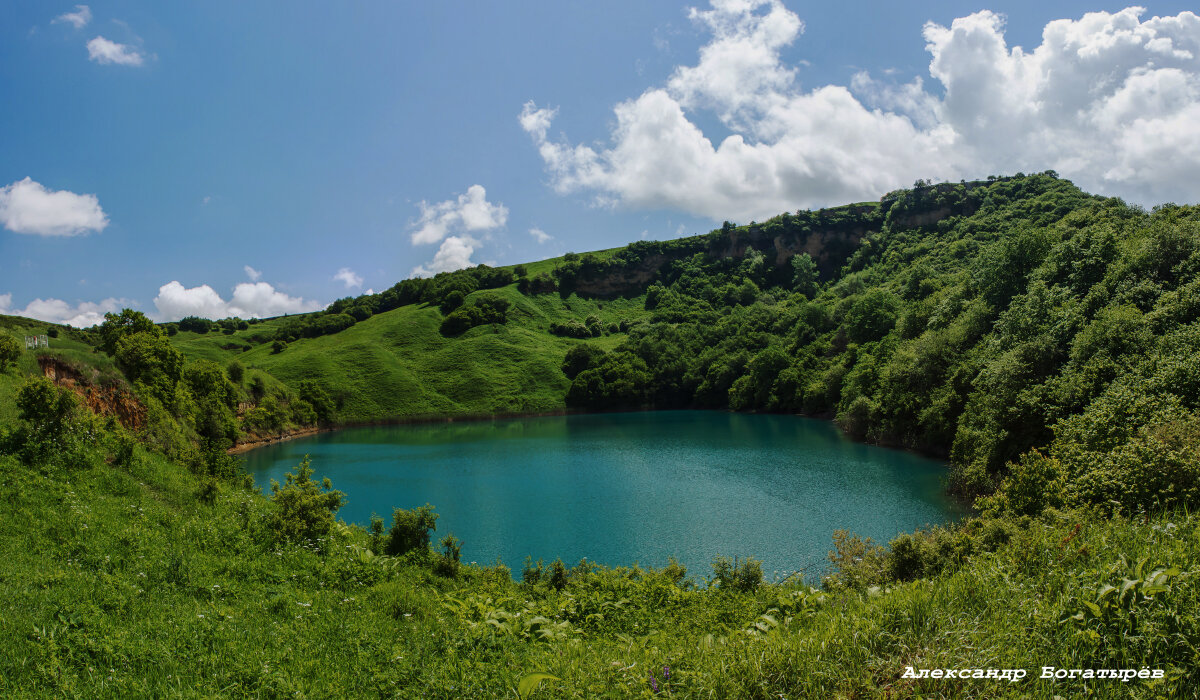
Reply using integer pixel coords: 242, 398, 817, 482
1, 442, 1195, 697
169, 286, 647, 422
2, 173, 1199, 696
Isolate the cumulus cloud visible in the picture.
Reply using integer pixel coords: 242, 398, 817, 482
409, 185, 508, 276
153, 281, 323, 321
0, 177, 108, 236
411, 184, 508, 245
334, 267, 364, 289
243, 265, 262, 282
411, 236, 484, 277
0, 294, 127, 328
87, 36, 144, 66
53, 5, 92, 29
529, 227, 553, 244
522, 2, 1200, 219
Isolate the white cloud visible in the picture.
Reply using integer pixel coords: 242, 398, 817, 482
0, 177, 108, 237
53, 5, 92, 29
409, 185, 507, 275
522, 3, 1200, 218
243, 265, 262, 281
334, 267, 364, 289
153, 281, 323, 321
529, 227, 552, 244
411, 236, 483, 278
87, 36, 144, 66
0, 294, 127, 328
410, 184, 508, 245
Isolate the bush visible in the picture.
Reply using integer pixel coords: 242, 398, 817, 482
561, 344, 606, 379
711, 556, 762, 592
0, 335, 20, 372
440, 290, 465, 314
386, 504, 438, 556
13, 376, 86, 465
267, 455, 346, 545
433, 534, 462, 577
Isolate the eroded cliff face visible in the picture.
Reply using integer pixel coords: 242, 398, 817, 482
567, 196, 972, 298
571, 222, 875, 298
39, 355, 146, 431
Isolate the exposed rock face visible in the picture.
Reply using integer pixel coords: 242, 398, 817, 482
39, 355, 146, 431
572, 254, 672, 297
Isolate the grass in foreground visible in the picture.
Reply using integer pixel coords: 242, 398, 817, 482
0, 437, 1195, 698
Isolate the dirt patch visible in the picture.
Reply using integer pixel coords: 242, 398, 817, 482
39, 355, 146, 431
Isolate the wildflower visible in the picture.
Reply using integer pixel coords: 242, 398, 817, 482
663, 665, 670, 680
649, 675, 658, 693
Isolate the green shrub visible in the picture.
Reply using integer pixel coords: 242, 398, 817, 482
0, 334, 20, 372
433, 533, 462, 578
267, 455, 345, 545
711, 556, 762, 592
386, 504, 438, 556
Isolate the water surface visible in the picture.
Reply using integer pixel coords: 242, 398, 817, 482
243, 411, 962, 580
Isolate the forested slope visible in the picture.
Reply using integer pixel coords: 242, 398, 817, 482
2, 172, 1199, 696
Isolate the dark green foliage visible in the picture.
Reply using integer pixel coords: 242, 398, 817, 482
183, 359, 238, 408
114, 331, 184, 405
434, 533, 462, 577
438, 295, 509, 336
711, 556, 763, 592
243, 396, 288, 434
98, 309, 160, 355
566, 351, 652, 409
11, 376, 87, 465
386, 504, 438, 556
791, 253, 818, 297
227, 359, 245, 384
177, 316, 212, 334
561, 343, 606, 380
267, 455, 345, 545
439, 290, 465, 314
0, 335, 19, 372
297, 379, 336, 424
271, 339, 287, 354
548, 558, 568, 591
842, 289, 900, 343
248, 375, 267, 402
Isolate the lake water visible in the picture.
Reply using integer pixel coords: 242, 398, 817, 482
242, 411, 963, 581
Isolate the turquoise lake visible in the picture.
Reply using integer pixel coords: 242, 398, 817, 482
242, 411, 963, 581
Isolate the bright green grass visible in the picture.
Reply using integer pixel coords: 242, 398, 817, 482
0, 315, 100, 424
0, 443, 1194, 698
169, 286, 651, 423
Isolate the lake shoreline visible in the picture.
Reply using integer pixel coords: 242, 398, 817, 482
238, 410, 966, 579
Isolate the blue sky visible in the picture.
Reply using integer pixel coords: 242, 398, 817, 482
1, 1, 1197, 325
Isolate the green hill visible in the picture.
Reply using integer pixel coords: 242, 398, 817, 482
2, 172, 1200, 696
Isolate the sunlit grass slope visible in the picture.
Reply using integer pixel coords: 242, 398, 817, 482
0, 444, 1195, 697
0, 314, 101, 424
169, 286, 646, 422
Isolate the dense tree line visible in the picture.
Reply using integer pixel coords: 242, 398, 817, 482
559, 174, 1200, 514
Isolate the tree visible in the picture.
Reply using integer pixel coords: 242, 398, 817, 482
297, 380, 336, 424
561, 344, 606, 379
791, 253, 818, 298
386, 504, 439, 556
0, 335, 20, 372
268, 455, 346, 544
98, 308, 160, 355
115, 331, 184, 404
